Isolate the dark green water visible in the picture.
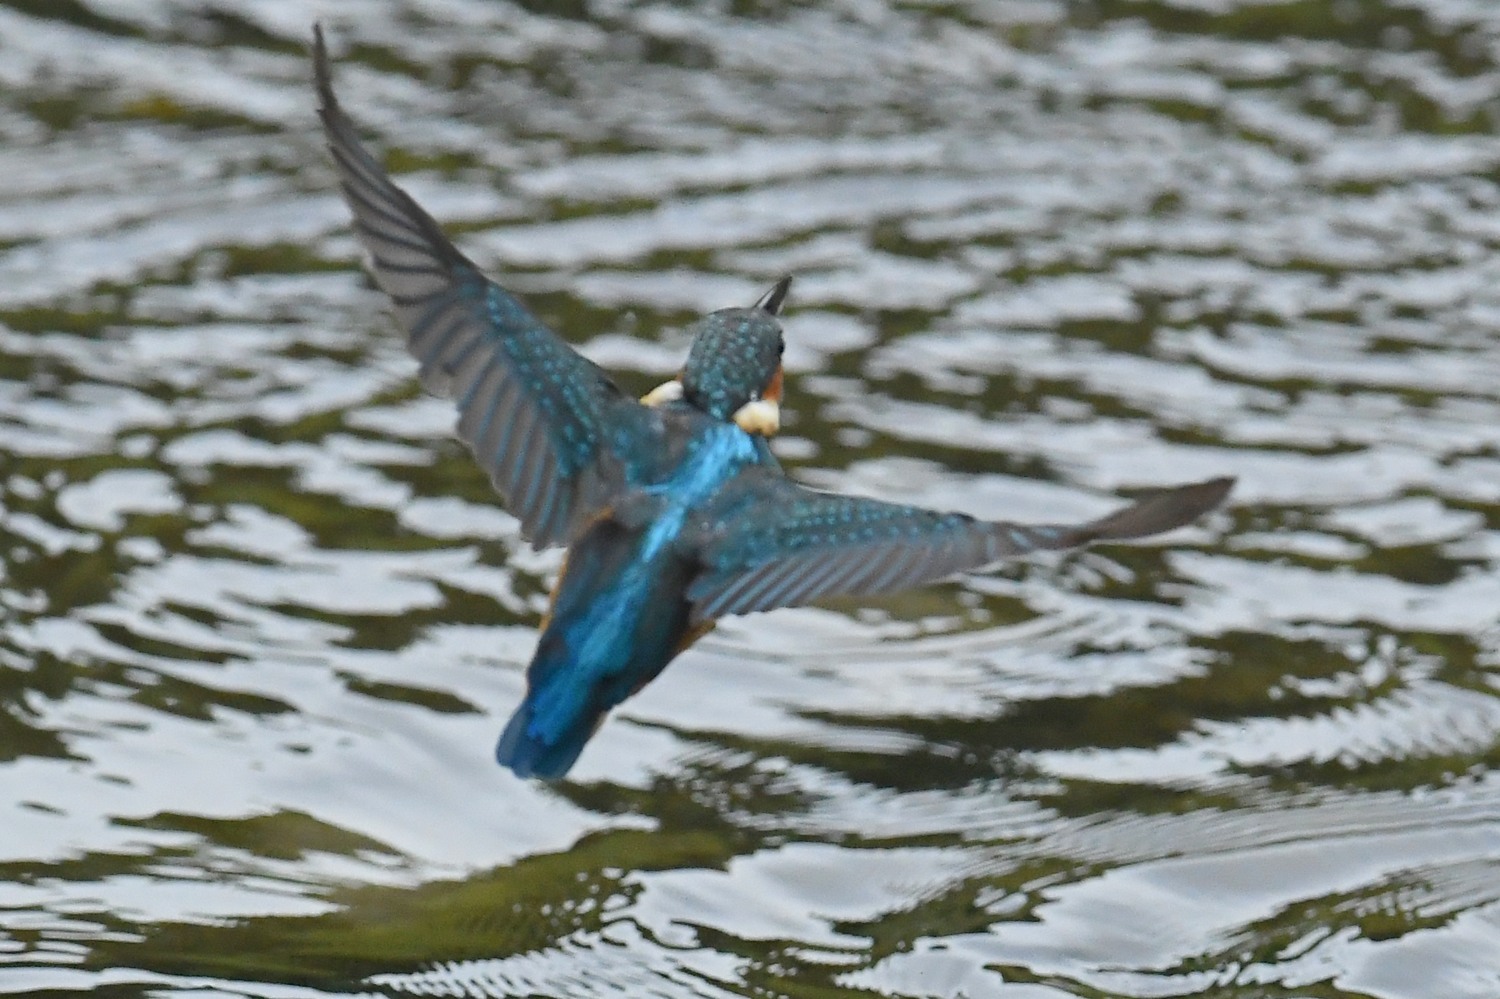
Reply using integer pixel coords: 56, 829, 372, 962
2, 2, 1499, 997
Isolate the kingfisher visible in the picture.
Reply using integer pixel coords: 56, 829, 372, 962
313, 29, 1233, 780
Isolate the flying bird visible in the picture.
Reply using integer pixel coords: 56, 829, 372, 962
312, 28, 1233, 779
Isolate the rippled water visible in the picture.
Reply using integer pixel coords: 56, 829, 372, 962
3, 2, 1500, 997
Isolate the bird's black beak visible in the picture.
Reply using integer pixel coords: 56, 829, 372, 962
755, 275, 793, 316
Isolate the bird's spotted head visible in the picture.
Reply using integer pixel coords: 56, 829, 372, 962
643, 277, 790, 435
681, 308, 784, 423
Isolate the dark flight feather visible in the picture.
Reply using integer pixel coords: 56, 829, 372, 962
313, 27, 649, 547
687, 474, 1233, 622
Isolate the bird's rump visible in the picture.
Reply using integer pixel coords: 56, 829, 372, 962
498, 511, 699, 778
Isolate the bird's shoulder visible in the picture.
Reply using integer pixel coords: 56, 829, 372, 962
599, 405, 779, 529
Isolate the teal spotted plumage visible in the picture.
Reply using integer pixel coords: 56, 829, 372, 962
315, 28, 1234, 780
679, 309, 785, 420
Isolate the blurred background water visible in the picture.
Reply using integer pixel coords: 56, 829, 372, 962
2, 1, 1500, 997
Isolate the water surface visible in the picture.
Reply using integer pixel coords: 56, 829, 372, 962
2, 2, 1500, 997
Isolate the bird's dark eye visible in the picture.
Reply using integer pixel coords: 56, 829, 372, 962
777, 340, 785, 356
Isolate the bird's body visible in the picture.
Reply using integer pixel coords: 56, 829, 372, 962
499, 410, 770, 777
313, 28, 1234, 780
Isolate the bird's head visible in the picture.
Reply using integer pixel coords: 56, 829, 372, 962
642, 276, 790, 436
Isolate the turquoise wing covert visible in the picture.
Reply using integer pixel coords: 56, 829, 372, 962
686, 472, 1234, 623
314, 29, 643, 548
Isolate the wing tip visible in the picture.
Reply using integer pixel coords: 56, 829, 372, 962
311, 24, 365, 166
1086, 474, 1236, 543
312, 23, 338, 119
1179, 475, 1236, 518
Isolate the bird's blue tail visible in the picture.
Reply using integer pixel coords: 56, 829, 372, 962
494, 515, 694, 781
495, 692, 598, 780
495, 625, 613, 780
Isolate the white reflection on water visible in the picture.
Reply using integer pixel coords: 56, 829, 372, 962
3, 2, 1500, 998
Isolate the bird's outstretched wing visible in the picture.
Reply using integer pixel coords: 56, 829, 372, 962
314, 27, 644, 547
685, 473, 1233, 622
